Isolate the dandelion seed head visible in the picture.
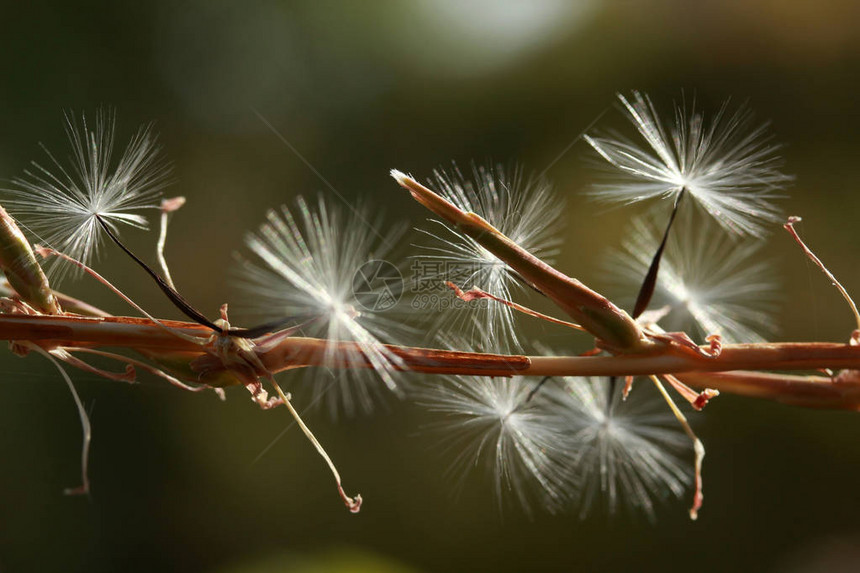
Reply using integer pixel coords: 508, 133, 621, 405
236, 195, 413, 417
604, 214, 779, 343
416, 163, 562, 350
5, 110, 169, 280
586, 91, 792, 237
418, 368, 576, 514
420, 350, 694, 518
562, 376, 692, 520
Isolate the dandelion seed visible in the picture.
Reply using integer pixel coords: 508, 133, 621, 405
416, 163, 562, 350
604, 214, 778, 343
418, 367, 575, 514
562, 376, 692, 520
235, 196, 412, 416
5, 110, 169, 280
585, 91, 791, 237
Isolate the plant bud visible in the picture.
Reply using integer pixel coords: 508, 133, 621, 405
0, 206, 59, 314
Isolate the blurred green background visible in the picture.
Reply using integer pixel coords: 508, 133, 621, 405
2, 1, 860, 571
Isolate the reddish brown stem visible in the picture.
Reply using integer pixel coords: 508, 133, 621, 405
3, 313, 860, 409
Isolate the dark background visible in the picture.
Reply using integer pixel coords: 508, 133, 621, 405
1, 1, 860, 572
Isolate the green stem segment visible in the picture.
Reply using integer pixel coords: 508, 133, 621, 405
0, 207, 59, 314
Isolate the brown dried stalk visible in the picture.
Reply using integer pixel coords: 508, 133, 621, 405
2, 312, 860, 409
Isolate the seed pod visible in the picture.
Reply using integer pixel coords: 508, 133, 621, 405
0, 206, 59, 314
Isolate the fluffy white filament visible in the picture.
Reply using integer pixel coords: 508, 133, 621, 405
237, 196, 412, 416
420, 345, 693, 519
585, 91, 791, 237
563, 376, 692, 520
419, 371, 575, 514
5, 110, 169, 280
416, 164, 562, 350
604, 214, 778, 343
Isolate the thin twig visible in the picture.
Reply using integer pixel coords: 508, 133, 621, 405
26, 343, 92, 496
266, 376, 362, 513
157, 197, 185, 290
650, 375, 704, 520
447, 282, 585, 331
785, 216, 860, 333
66, 347, 220, 396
